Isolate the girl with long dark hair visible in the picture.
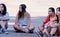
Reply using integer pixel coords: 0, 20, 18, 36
0, 3, 10, 33
14, 4, 34, 33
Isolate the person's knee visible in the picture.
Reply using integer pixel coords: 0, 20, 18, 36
38, 25, 43, 29
38, 25, 44, 31
14, 25, 18, 29
14, 25, 20, 31
14, 25, 16, 30
32, 26, 35, 30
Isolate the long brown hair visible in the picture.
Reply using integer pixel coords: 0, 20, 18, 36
18, 4, 26, 19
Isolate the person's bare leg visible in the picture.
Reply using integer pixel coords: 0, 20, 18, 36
14, 25, 24, 31
38, 25, 44, 37
27, 26, 35, 33
18, 26, 35, 33
38, 25, 44, 32
50, 28, 57, 36
22, 29, 29, 33
5, 21, 8, 29
14, 25, 29, 33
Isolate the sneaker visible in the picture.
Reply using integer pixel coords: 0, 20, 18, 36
0, 28, 3, 34
2, 28, 8, 34
28, 30, 34, 33
36, 31, 43, 37
39, 31, 43, 37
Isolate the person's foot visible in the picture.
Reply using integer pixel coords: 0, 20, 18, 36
2, 28, 8, 34
36, 31, 43, 37
28, 30, 34, 33
39, 31, 43, 37
23, 29, 29, 33
0, 28, 3, 34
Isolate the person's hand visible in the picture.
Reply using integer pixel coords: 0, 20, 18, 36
18, 24, 22, 28
2, 16, 9, 21
3, 16, 7, 19
50, 23, 58, 28
47, 26, 51, 32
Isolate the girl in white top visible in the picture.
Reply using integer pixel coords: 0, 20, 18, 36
0, 3, 10, 33
14, 4, 34, 33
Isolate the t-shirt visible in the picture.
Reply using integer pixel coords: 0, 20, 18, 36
44, 15, 50, 23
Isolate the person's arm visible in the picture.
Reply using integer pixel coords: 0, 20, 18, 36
2, 12, 10, 21
40, 16, 49, 27
15, 14, 19, 25
40, 20, 47, 27
27, 13, 31, 27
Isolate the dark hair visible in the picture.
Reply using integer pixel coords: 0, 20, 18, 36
20, 4, 26, 12
18, 4, 26, 19
48, 7, 59, 23
56, 7, 60, 11
56, 15, 59, 23
56, 7, 60, 23
49, 7, 55, 13
0, 3, 7, 15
